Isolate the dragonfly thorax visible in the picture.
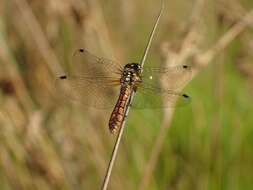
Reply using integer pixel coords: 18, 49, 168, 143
121, 63, 142, 86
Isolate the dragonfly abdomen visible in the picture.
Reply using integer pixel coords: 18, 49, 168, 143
109, 86, 131, 134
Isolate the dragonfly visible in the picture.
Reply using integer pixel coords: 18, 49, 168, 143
55, 0, 192, 134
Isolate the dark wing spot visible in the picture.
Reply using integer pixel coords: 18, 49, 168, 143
182, 94, 189, 98
183, 65, 188, 69
59, 75, 67, 80
79, 48, 84, 52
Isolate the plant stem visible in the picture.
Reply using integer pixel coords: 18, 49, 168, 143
100, 1, 164, 189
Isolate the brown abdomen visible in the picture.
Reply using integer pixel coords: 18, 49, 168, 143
109, 86, 131, 134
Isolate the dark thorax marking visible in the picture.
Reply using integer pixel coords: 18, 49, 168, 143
120, 63, 142, 89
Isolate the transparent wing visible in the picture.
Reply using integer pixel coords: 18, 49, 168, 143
142, 64, 192, 90
70, 48, 123, 77
132, 84, 191, 109
55, 49, 123, 109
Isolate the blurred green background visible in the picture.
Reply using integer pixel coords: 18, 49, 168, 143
0, 0, 253, 189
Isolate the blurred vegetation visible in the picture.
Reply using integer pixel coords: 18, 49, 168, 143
0, 0, 253, 190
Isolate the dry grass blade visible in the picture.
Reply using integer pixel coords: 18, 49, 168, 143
12, 0, 63, 76
101, 1, 164, 189
138, 2, 253, 190
197, 9, 253, 66
101, 115, 127, 190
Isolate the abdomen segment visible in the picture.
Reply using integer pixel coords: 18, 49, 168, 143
109, 87, 131, 134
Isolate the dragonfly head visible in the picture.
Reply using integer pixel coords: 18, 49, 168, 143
125, 62, 141, 70
122, 63, 142, 85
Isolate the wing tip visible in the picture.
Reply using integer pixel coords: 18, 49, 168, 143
59, 75, 67, 80
182, 94, 190, 98
182, 65, 192, 69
